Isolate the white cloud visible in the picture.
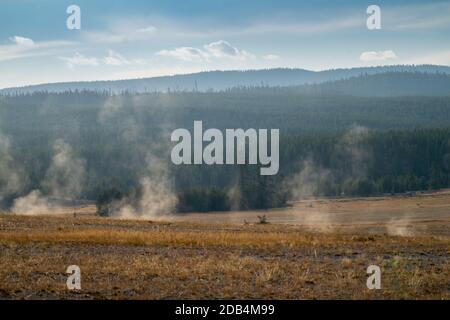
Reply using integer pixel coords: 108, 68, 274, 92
204, 40, 238, 57
156, 47, 206, 61
359, 50, 397, 62
263, 54, 280, 61
103, 50, 131, 66
203, 40, 253, 59
156, 40, 254, 62
59, 50, 147, 69
59, 52, 99, 69
0, 36, 74, 62
9, 36, 34, 46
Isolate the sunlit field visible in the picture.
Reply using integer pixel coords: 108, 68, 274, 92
1, 191, 448, 300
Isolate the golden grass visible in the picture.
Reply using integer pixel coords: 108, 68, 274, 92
0, 229, 334, 248
0, 214, 448, 299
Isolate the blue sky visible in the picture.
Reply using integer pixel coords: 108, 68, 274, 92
0, 0, 449, 88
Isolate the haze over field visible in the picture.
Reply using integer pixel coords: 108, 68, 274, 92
0, 67, 449, 218
3, 0, 448, 217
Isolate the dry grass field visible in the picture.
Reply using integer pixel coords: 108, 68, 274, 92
0, 191, 449, 300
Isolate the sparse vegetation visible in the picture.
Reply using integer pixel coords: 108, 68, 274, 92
0, 214, 448, 299
0, 191, 448, 300
257, 215, 268, 224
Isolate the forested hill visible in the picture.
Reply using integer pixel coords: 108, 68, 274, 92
1, 89, 450, 213
291, 72, 450, 97
2, 64, 450, 94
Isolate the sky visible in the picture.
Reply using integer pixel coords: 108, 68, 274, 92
0, 0, 449, 88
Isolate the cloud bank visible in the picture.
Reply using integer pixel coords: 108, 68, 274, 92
156, 40, 255, 61
359, 50, 397, 62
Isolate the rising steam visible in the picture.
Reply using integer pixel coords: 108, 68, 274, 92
95, 95, 178, 220
284, 125, 371, 230
11, 139, 86, 215
109, 152, 178, 220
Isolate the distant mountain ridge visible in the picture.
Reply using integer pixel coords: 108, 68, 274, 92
292, 72, 450, 97
2, 65, 450, 94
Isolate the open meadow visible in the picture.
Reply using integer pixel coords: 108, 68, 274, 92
0, 191, 448, 300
